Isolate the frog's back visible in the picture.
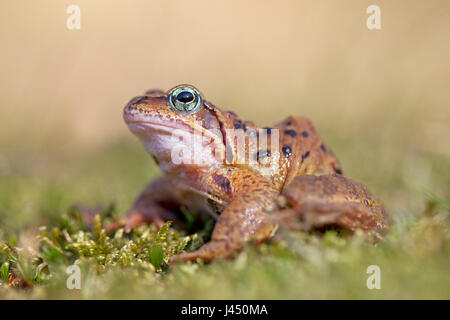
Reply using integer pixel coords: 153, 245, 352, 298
275, 115, 343, 189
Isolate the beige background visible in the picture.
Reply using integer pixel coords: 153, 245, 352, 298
0, 0, 449, 154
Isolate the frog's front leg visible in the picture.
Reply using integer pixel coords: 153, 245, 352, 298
171, 170, 279, 263
106, 176, 186, 232
275, 174, 389, 236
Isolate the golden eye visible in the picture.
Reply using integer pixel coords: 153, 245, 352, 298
168, 85, 202, 113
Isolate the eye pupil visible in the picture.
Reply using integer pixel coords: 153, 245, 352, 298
176, 91, 194, 103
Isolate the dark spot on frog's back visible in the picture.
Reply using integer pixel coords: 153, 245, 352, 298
284, 129, 297, 137
282, 146, 292, 157
213, 174, 232, 194
301, 151, 310, 161
301, 130, 309, 138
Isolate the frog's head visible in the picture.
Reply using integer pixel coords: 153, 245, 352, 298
124, 84, 235, 171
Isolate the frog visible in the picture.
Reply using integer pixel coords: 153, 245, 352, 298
115, 84, 389, 263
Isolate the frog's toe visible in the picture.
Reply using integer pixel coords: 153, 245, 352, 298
171, 240, 243, 264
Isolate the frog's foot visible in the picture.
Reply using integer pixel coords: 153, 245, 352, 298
275, 174, 389, 236
171, 240, 243, 263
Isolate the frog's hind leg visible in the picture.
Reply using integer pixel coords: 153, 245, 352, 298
275, 174, 389, 236
105, 176, 185, 232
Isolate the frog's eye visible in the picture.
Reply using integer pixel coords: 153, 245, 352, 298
168, 85, 203, 113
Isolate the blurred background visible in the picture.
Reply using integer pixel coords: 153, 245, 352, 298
0, 0, 449, 226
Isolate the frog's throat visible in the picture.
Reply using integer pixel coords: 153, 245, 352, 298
127, 121, 226, 168
127, 121, 224, 147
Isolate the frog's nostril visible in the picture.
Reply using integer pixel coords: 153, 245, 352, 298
176, 91, 194, 103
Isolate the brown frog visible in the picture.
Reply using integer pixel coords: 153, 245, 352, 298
116, 84, 388, 262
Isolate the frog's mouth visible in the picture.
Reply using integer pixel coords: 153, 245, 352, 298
126, 121, 191, 136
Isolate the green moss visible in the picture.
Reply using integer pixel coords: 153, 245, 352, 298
0, 195, 448, 298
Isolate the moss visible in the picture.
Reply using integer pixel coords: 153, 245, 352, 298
0, 195, 448, 298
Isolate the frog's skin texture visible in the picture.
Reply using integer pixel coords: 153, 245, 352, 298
118, 85, 389, 262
